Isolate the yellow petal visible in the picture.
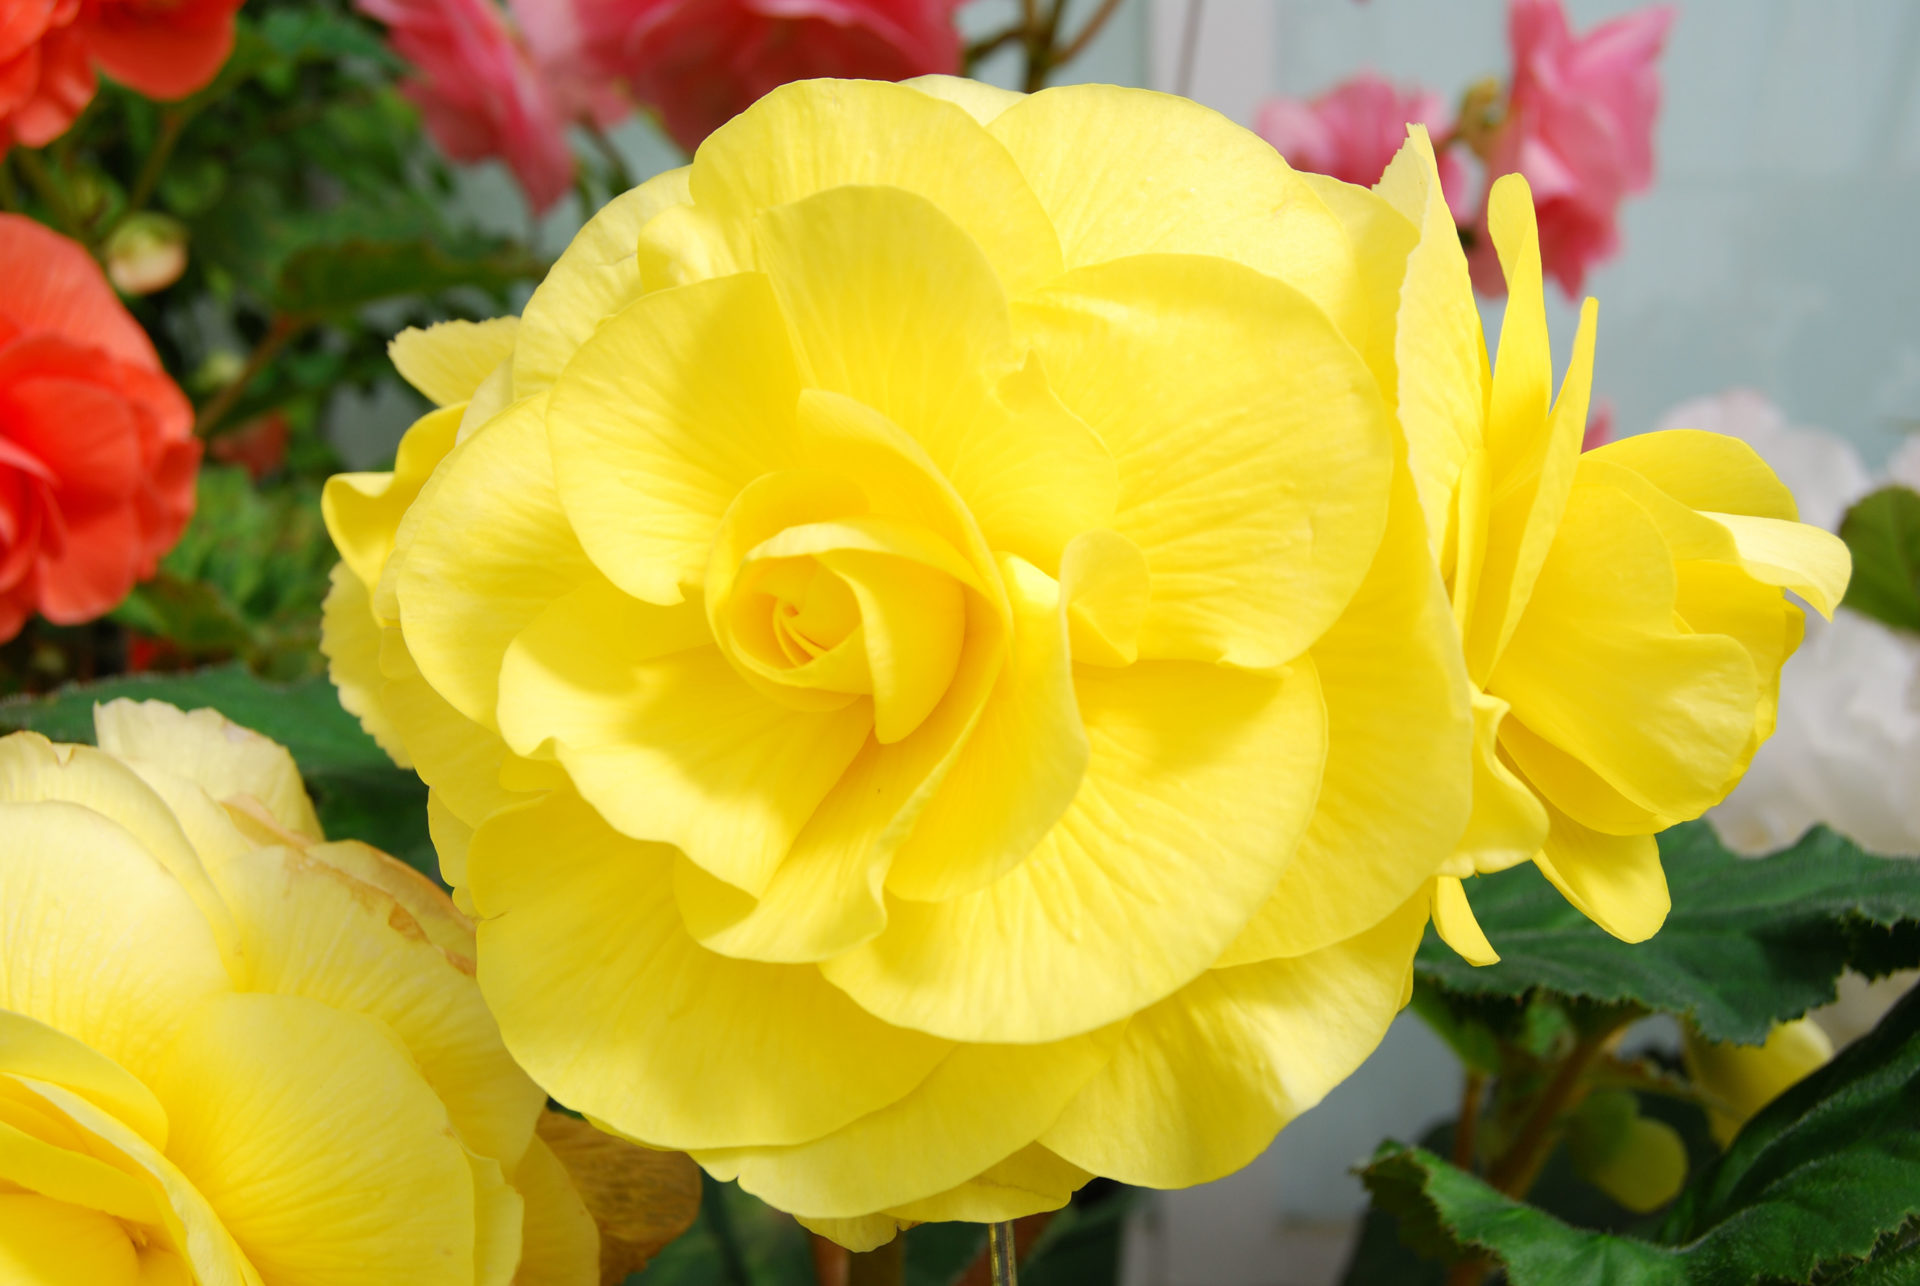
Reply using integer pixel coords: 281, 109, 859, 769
1481, 175, 1552, 467
885, 556, 1087, 902
496, 576, 869, 897
1019, 254, 1392, 668
674, 581, 1009, 964
883, 1143, 1088, 1224
211, 842, 543, 1172
1431, 875, 1500, 966
1469, 294, 1598, 679
695, 1030, 1120, 1219
1218, 457, 1473, 964
0, 731, 238, 966
322, 563, 411, 766
505, 1136, 597, 1286
1491, 483, 1759, 823
390, 317, 522, 408
1675, 562, 1802, 770
0, 1011, 167, 1150
467, 793, 949, 1151
377, 651, 528, 831
0, 799, 231, 1079
396, 393, 597, 728
472, 1152, 526, 1286
691, 80, 1062, 296
1060, 528, 1149, 667
988, 85, 1362, 332
0, 1099, 167, 1225
16, 1078, 256, 1286
1700, 512, 1851, 619
1533, 800, 1670, 943
1457, 693, 1551, 872
1042, 895, 1426, 1186
514, 166, 691, 395
93, 700, 320, 841
322, 404, 463, 595
1685, 1018, 1833, 1146
547, 272, 803, 605
795, 1213, 906, 1253
1589, 429, 1799, 522
534, 1112, 702, 1281
824, 657, 1325, 1044
0, 1193, 146, 1284
1499, 713, 1665, 835
901, 74, 1024, 124
150, 993, 478, 1286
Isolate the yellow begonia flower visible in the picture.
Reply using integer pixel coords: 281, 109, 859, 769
0, 700, 698, 1284
1685, 1017, 1834, 1147
321, 76, 1477, 1246
1311, 128, 1851, 961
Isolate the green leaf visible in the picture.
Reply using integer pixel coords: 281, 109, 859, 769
1417, 823, 1920, 1043
1840, 486, 1920, 633
274, 236, 545, 317
0, 665, 432, 876
1360, 986, 1920, 1285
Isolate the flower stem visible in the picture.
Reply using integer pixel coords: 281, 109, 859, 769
1452, 1068, 1488, 1171
1053, 0, 1128, 69
121, 108, 191, 224
988, 1220, 1019, 1286
11, 149, 83, 243
193, 315, 306, 438
698, 1173, 752, 1286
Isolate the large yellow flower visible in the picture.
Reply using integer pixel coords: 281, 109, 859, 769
0, 700, 697, 1284
1323, 130, 1851, 961
323, 76, 1476, 1247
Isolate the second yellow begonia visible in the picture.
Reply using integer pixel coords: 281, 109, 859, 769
1304, 129, 1850, 962
324, 76, 1478, 1246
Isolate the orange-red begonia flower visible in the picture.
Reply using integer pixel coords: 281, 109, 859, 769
0, 213, 199, 640
1, 0, 244, 152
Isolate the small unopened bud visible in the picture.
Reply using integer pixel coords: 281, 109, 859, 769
105, 213, 189, 296
1455, 76, 1507, 161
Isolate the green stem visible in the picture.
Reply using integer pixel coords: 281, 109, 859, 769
988, 1220, 1019, 1286
194, 316, 306, 438
698, 1172, 752, 1286
963, 23, 1026, 72
0, 156, 19, 213
1452, 1068, 1488, 1171
121, 108, 190, 223
11, 150, 84, 242
1486, 1026, 1615, 1198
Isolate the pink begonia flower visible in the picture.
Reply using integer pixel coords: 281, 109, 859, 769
576, 0, 963, 154
1581, 398, 1614, 451
1471, 0, 1674, 297
1255, 72, 1466, 215
359, 0, 617, 213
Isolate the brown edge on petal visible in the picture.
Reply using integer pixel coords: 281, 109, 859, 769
537, 1111, 703, 1283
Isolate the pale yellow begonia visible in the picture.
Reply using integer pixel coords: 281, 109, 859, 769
0, 700, 697, 1284
1298, 129, 1851, 962
322, 77, 1477, 1246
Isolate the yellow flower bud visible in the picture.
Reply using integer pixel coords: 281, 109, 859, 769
0, 701, 696, 1283
322, 77, 1481, 1245
1685, 1017, 1834, 1146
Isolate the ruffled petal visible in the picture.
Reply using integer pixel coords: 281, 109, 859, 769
389, 317, 521, 408
1588, 429, 1799, 522
92, 700, 320, 841
1218, 461, 1473, 963
694, 1030, 1120, 1219
689, 80, 1062, 296
514, 167, 691, 394
823, 657, 1326, 1044
496, 576, 869, 897
1491, 483, 1759, 822
1018, 254, 1392, 668
148, 993, 480, 1286
546, 272, 803, 605
1042, 895, 1425, 1187
467, 793, 949, 1151
1533, 801, 1670, 943
396, 393, 597, 727
0, 798, 230, 1079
